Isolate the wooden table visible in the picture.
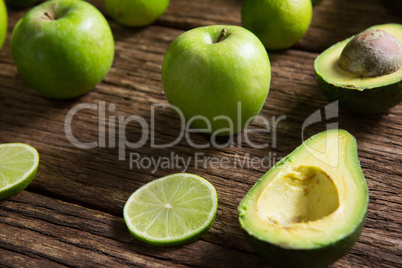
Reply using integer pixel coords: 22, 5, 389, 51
0, 0, 401, 267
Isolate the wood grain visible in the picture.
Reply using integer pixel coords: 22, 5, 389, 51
0, 0, 401, 267
0, 191, 265, 267
158, 0, 402, 52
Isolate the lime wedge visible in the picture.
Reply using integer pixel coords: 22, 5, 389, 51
0, 143, 39, 200
123, 173, 218, 246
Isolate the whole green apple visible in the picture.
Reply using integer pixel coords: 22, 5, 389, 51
162, 25, 271, 136
5, 0, 40, 9
104, 0, 170, 27
242, 0, 312, 50
0, 0, 6, 50
11, 0, 114, 99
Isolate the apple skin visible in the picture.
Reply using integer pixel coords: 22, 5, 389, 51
241, 0, 312, 50
5, 0, 40, 9
11, 0, 115, 99
162, 25, 271, 136
0, 0, 6, 50
104, 0, 169, 27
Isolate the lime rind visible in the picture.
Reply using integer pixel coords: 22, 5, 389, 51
0, 143, 39, 200
123, 173, 218, 246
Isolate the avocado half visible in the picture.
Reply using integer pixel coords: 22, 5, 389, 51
314, 24, 402, 114
238, 129, 368, 268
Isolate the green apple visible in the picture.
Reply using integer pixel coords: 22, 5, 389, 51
11, 0, 114, 99
242, 0, 312, 50
162, 25, 271, 136
5, 0, 40, 9
0, 0, 6, 50
104, 0, 170, 27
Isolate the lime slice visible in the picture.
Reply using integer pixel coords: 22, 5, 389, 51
0, 143, 39, 200
123, 173, 218, 246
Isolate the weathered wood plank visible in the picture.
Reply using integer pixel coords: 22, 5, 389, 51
1, 11, 401, 254
0, 0, 401, 267
4, 0, 402, 52
0, 248, 65, 268
112, 0, 402, 52
0, 191, 265, 267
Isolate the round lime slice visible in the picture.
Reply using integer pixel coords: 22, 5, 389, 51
123, 173, 218, 246
0, 143, 39, 200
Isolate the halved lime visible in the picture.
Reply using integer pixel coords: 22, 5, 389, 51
0, 143, 39, 200
123, 173, 218, 246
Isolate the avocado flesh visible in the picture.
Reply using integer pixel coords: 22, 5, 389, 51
238, 130, 368, 267
257, 166, 339, 227
314, 23, 402, 113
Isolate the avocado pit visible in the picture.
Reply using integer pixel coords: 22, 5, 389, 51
339, 29, 402, 77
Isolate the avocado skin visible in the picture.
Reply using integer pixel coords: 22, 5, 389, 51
238, 130, 368, 267
311, 0, 322, 5
245, 213, 366, 268
315, 72, 402, 114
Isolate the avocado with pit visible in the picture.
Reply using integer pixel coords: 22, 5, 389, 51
314, 23, 402, 113
238, 129, 368, 268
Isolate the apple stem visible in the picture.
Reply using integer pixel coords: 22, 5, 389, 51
216, 28, 227, 43
44, 12, 54, 21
